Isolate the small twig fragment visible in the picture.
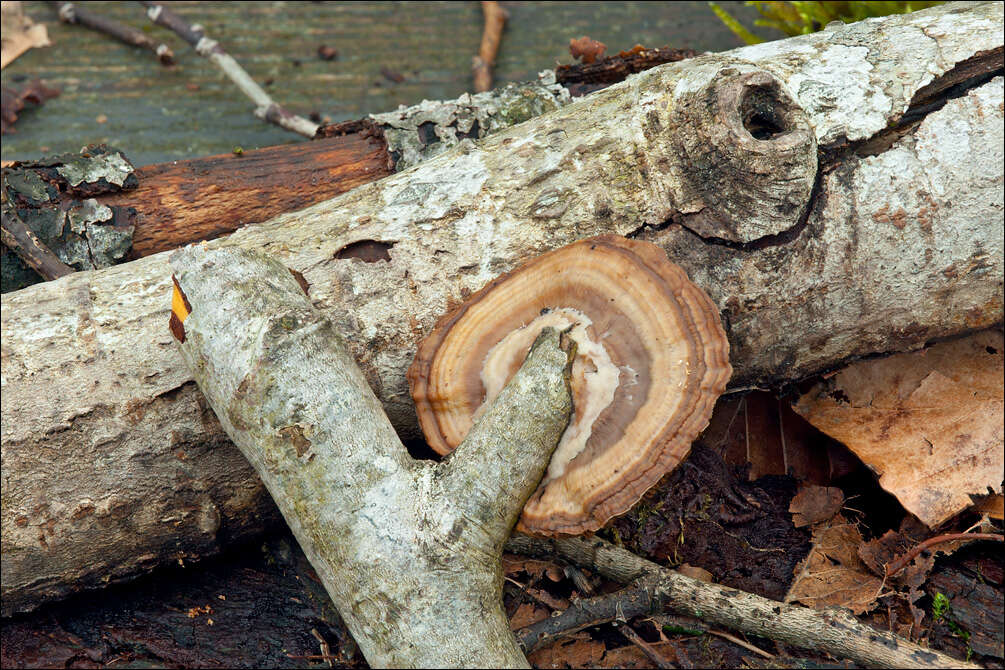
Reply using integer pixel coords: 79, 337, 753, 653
140, 1, 318, 138
618, 623, 675, 669
472, 1, 508, 93
52, 2, 174, 65
885, 532, 1003, 578
1, 205, 74, 280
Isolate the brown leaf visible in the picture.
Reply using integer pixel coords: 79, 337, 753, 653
973, 493, 1004, 520
509, 602, 550, 631
793, 330, 1004, 528
789, 485, 844, 527
503, 555, 563, 583
1, 79, 60, 134
529, 635, 606, 669
786, 514, 883, 614
677, 564, 714, 583
598, 644, 653, 669
857, 518, 935, 608
1, 1, 50, 69
569, 36, 607, 64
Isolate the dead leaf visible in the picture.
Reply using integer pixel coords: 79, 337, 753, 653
793, 330, 1004, 528
1, 1, 51, 69
598, 644, 654, 668
973, 493, 1004, 520
858, 517, 936, 613
528, 635, 606, 669
503, 555, 564, 583
1, 79, 60, 134
785, 514, 883, 614
789, 486, 844, 527
569, 36, 607, 64
509, 602, 550, 631
677, 564, 714, 583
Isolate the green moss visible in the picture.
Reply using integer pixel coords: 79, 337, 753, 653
709, 1, 945, 45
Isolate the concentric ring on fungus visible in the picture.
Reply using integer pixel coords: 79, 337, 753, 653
408, 234, 732, 536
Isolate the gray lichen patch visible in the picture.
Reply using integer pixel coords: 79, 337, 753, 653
371, 75, 572, 170
64, 199, 135, 270
56, 150, 135, 189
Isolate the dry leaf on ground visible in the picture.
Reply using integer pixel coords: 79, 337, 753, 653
503, 556, 565, 583
528, 634, 606, 668
789, 485, 845, 527
793, 330, 1004, 528
785, 514, 884, 614
1, 1, 50, 69
509, 602, 550, 631
973, 493, 1004, 520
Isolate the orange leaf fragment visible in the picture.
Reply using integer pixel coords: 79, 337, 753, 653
792, 330, 1004, 528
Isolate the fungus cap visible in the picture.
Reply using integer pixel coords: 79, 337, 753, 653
408, 235, 732, 535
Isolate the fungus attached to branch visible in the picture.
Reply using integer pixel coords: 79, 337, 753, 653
408, 235, 732, 535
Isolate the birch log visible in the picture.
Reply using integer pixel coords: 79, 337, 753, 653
2, 2, 1003, 615
170, 246, 573, 667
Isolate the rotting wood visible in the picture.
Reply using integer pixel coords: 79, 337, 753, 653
0, 204, 72, 279
2, 3, 1002, 616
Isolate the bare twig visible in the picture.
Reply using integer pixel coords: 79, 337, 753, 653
618, 623, 676, 669
51, 2, 174, 65
506, 534, 979, 668
472, 1, 508, 93
516, 576, 662, 653
1, 206, 74, 280
504, 576, 569, 611
140, 1, 318, 138
885, 532, 1003, 578
707, 629, 773, 659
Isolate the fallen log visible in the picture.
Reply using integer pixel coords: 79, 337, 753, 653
170, 245, 976, 669
2, 2, 1003, 616
0, 45, 702, 292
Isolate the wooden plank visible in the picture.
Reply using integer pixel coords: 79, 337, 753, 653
1, 2, 761, 165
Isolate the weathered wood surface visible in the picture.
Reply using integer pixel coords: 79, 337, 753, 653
3, 50, 696, 291
2, 2, 1003, 616
1, 1, 760, 165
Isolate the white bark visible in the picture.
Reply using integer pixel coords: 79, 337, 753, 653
2, 2, 1003, 615
168, 246, 573, 667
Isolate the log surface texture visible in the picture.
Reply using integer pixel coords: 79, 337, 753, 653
2, 2, 1003, 615
171, 246, 574, 667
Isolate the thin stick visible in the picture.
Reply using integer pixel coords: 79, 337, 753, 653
504, 576, 568, 611
140, 2, 318, 138
707, 630, 773, 659
618, 623, 676, 669
505, 534, 978, 669
472, 1, 508, 93
51, 2, 174, 65
516, 576, 660, 653
1, 207, 74, 280
885, 532, 1003, 578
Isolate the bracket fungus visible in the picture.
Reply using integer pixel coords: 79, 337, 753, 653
408, 235, 732, 535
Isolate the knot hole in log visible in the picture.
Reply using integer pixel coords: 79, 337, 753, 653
670, 67, 817, 243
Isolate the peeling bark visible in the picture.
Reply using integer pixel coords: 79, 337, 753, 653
2, 2, 1003, 616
